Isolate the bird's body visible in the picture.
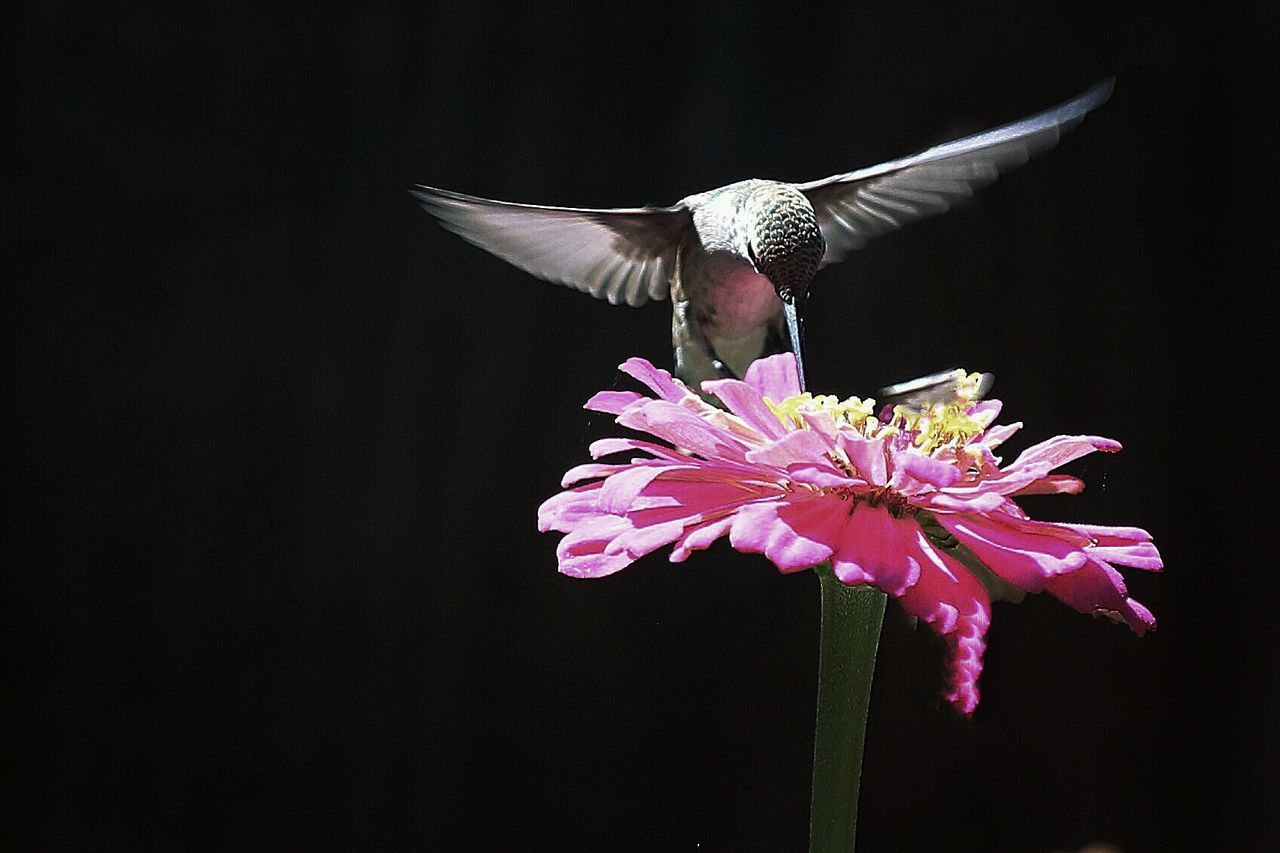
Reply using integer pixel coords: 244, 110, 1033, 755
671, 179, 824, 381
413, 80, 1114, 388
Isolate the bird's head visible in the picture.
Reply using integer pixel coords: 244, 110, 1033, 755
743, 184, 825, 305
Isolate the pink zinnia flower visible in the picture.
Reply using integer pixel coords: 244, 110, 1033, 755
537, 355, 1161, 714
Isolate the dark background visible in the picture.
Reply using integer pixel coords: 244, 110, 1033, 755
7, 2, 1271, 850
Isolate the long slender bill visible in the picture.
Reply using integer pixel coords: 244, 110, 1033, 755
784, 296, 807, 391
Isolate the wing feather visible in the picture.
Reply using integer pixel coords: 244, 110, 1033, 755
410, 185, 690, 307
799, 79, 1114, 265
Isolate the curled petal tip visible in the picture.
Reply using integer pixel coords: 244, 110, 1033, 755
946, 687, 980, 717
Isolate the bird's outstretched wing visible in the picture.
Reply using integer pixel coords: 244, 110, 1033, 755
798, 79, 1114, 267
410, 186, 692, 307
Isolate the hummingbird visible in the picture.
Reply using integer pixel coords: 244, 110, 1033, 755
412, 80, 1113, 389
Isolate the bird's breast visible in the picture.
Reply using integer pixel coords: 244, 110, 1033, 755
710, 265, 781, 338
681, 249, 780, 339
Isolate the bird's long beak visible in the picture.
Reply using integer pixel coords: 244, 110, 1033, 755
783, 293, 807, 391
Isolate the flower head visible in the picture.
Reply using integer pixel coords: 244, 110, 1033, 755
538, 355, 1161, 714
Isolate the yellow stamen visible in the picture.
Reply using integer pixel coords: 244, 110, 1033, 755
885, 371, 989, 455
766, 392, 876, 430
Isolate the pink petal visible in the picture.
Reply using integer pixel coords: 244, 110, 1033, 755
561, 462, 629, 487
1065, 523, 1155, 544
1013, 475, 1085, 496
556, 471, 779, 576
955, 467, 1049, 497
670, 514, 737, 562
586, 389, 645, 414
1044, 558, 1156, 636
831, 503, 923, 595
540, 479, 682, 534
974, 421, 1022, 451
895, 545, 993, 715
618, 400, 751, 463
938, 513, 1088, 591
588, 437, 688, 462
923, 491, 1010, 514
1063, 523, 1163, 571
619, 357, 690, 402
604, 515, 701, 560
1005, 435, 1121, 476
537, 482, 606, 533
742, 353, 801, 401
798, 410, 842, 446
953, 439, 1109, 495
968, 399, 1003, 427
598, 465, 685, 514
700, 377, 789, 440
1090, 544, 1163, 571
839, 434, 888, 485
540, 466, 762, 537
647, 476, 774, 509
786, 463, 863, 490
896, 452, 964, 490
746, 429, 833, 469
556, 514, 645, 578
728, 496, 845, 571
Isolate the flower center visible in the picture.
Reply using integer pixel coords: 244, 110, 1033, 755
818, 478, 915, 518
766, 372, 988, 456
864, 484, 914, 517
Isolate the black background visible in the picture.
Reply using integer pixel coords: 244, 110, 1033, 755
8, 2, 1272, 851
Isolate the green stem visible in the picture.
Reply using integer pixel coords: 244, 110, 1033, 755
809, 565, 887, 853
